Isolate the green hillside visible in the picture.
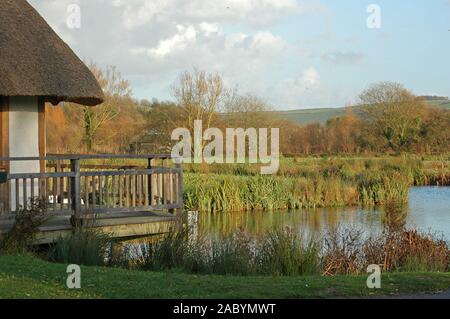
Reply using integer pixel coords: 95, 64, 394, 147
273, 98, 450, 125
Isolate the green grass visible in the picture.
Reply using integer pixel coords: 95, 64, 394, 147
270, 108, 347, 125
0, 254, 449, 299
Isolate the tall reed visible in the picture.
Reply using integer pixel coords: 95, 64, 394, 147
181, 155, 445, 213
47, 228, 113, 266
134, 226, 449, 276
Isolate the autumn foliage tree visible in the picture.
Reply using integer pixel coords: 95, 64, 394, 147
46, 63, 145, 153
358, 82, 426, 152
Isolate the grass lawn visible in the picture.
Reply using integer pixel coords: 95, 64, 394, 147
0, 254, 449, 299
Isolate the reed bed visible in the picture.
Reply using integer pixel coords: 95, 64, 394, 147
184, 174, 357, 212
47, 229, 113, 266
133, 226, 449, 276
183, 156, 449, 213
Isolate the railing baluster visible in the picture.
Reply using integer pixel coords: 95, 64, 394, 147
176, 162, 184, 223
30, 177, 35, 203
98, 175, 103, 208
22, 178, 27, 209
131, 175, 136, 208
147, 158, 153, 206
111, 175, 116, 208
144, 174, 149, 206
158, 173, 162, 205
171, 172, 175, 205
125, 175, 130, 208
119, 175, 123, 207
14, 179, 20, 212
52, 176, 57, 211
84, 176, 89, 209
92, 176, 97, 209
67, 175, 71, 210
105, 175, 110, 208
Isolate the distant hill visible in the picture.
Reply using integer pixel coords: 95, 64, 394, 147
273, 98, 450, 125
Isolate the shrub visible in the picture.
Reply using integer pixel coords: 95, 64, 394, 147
48, 228, 112, 266
258, 228, 321, 276
364, 229, 449, 272
0, 199, 47, 254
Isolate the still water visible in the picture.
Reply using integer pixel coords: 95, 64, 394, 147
194, 187, 450, 240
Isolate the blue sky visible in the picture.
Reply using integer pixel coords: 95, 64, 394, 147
30, 0, 450, 110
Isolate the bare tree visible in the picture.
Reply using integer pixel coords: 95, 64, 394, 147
171, 69, 232, 135
81, 63, 132, 152
224, 94, 274, 129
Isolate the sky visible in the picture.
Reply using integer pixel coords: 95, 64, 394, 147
28, 0, 450, 110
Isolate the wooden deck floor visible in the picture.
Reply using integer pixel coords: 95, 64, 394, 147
0, 211, 177, 244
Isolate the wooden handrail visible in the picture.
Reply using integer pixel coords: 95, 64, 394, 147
0, 154, 184, 219
0, 154, 176, 161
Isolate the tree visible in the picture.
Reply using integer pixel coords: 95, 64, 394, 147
223, 94, 274, 129
171, 69, 231, 137
418, 107, 450, 153
325, 108, 361, 153
81, 63, 132, 152
358, 82, 426, 152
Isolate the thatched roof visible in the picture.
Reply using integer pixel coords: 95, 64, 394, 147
0, 0, 104, 106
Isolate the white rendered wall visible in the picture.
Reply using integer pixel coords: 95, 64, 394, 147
9, 96, 40, 210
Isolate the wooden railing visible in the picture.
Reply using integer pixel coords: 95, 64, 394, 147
0, 154, 183, 219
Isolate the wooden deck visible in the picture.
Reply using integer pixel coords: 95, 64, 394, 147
0, 154, 183, 244
0, 211, 177, 244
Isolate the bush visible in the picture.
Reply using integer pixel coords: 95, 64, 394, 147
259, 228, 321, 276
0, 199, 47, 254
48, 228, 112, 266
364, 229, 449, 272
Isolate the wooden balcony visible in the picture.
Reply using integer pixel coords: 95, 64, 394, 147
0, 154, 184, 243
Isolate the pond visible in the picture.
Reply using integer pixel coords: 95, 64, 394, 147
193, 186, 450, 240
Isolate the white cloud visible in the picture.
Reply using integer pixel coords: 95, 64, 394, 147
322, 51, 366, 65
148, 24, 197, 58
271, 67, 355, 109
28, 0, 332, 108
117, 0, 312, 29
300, 67, 320, 87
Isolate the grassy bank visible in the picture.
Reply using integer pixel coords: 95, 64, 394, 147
184, 156, 449, 212
0, 254, 449, 299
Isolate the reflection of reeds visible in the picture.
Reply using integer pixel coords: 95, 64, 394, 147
381, 201, 407, 231
196, 207, 373, 236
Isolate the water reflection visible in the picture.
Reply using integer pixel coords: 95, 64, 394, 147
193, 187, 450, 240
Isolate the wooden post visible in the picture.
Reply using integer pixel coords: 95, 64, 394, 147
147, 157, 153, 206
175, 162, 184, 228
70, 158, 81, 220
